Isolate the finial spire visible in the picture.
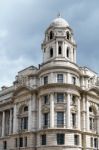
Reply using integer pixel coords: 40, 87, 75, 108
57, 12, 61, 18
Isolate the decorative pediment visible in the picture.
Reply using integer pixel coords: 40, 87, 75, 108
13, 85, 32, 98
88, 87, 99, 96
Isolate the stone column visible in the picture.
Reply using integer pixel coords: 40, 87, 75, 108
2, 111, 5, 137
96, 113, 99, 134
13, 104, 18, 133
77, 97, 81, 129
38, 97, 41, 129
82, 95, 86, 131
67, 73, 71, 84
50, 93, 54, 128
67, 93, 71, 128
28, 99, 32, 131
86, 100, 89, 131
9, 109, 13, 134
50, 72, 54, 83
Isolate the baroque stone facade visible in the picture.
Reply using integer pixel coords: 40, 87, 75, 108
0, 15, 99, 150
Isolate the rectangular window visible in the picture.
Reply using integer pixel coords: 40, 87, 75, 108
72, 76, 76, 85
90, 137, 93, 147
72, 113, 76, 127
24, 117, 28, 129
89, 117, 95, 130
57, 112, 64, 127
44, 76, 48, 85
94, 138, 98, 148
41, 135, 46, 145
3, 141, 7, 150
57, 93, 64, 103
74, 135, 79, 145
21, 117, 28, 130
44, 95, 49, 104
15, 138, 18, 147
24, 137, 27, 147
57, 74, 63, 83
19, 137, 23, 147
57, 134, 64, 145
44, 113, 48, 127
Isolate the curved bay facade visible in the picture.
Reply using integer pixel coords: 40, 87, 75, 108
0, 15, 99, 150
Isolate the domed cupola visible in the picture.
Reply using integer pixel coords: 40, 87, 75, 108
42, 14, 77, 64
49, 15, 69, 28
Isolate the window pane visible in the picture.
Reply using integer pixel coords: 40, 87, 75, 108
57, 134, 64, 145
72, 77, 76, 85
19, 138, 23, 147
57, 112, 64, 127
44, 113, 48, 127
74, 135, 79, 145
3, 141, 7, 149
24, 137, 27, 147
57, 93, 64, 102
57, 74, 63, 83
15, 138, 18, 147
24, 117, 28, 129
41, 135, 46, 145
44, 76, 48, 85
72, 113, 76, 127
44, 95, 49, 104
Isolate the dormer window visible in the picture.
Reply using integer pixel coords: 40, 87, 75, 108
50, 31, 54, 40
50, 48, 53, 57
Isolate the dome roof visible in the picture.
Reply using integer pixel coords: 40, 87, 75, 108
50, 15, 69, 28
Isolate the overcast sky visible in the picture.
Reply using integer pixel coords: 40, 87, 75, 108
0, 0, 99, 88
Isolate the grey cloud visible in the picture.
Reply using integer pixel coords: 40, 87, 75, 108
0, 0, 99, 87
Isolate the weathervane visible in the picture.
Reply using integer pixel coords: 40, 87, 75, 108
57, 12, 61, 18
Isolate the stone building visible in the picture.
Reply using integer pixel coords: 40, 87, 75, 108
0, 15, 99, 150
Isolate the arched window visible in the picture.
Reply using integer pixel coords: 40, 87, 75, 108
58, 46, 62, 55
66, 31, 70, 40
89, 106, 96, 131
19, 105, 28, 131
50, 31, 54, 40
50, 48, 53, 57
67, 47, 70, 58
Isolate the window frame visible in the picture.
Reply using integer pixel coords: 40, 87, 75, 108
3, 141, 7, 150
57, 74, 63, 83
57, 112, 64, 127
41, 134, 46, 145
44, 76, 48, 85
57, 133, 65, 145
57, 93, 64, 103
74, 134, 79, 145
